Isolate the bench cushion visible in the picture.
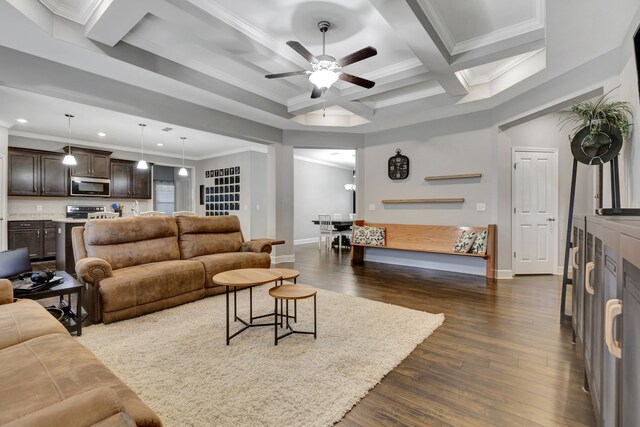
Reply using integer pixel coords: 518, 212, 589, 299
453, 231, 477, 253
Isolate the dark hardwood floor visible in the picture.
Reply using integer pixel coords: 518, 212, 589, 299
279, 244, 594, 427
33, 245, 594, 426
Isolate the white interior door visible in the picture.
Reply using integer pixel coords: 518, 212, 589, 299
512, 148, 558, 275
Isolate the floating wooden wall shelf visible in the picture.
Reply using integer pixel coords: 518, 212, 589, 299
381, 198, 465, 204
424, 173, 482, 181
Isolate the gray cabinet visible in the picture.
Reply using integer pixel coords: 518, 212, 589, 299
579, 217, 640, 427
572, 217, 586, 345
620, 234, 640, 427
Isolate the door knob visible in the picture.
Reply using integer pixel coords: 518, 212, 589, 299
548, 217, 556, 221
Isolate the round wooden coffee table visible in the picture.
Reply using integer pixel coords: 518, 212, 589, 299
213, 268, 283, 345
268, 284, 317, 345
270, 268, 301, 324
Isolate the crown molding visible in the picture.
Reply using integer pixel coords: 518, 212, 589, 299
458, 49, 543, 86
416, 0, 545, 55
372, 86, 446, 109
8, 130, 201, 161
293, 155, 354, 170
0, 120, 14, 129
39, 0, 105, 25
202, 145, 268, 160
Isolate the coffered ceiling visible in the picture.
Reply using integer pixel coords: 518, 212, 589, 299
0, 0, 636, 153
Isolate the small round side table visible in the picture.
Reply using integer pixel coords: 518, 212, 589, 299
268, 284, 317, 345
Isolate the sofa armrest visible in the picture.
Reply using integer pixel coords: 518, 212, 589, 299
0, 279, 13, 305
3, 387, 129, 427
241, 240, 272, 254
76, 257, 113, 285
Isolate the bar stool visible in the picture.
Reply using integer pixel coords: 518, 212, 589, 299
269, 284, 317, 345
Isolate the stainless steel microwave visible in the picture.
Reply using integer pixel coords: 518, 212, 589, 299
70, 177, 111, 197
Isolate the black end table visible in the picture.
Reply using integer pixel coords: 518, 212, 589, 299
17, 271, 84, 336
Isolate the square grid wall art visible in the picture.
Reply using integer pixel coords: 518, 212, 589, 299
204, 166, 240, 216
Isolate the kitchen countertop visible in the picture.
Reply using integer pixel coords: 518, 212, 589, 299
8, 214, 87, 223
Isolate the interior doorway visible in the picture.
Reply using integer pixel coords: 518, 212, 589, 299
292, 149, 356, 247
512, 147, 559, 275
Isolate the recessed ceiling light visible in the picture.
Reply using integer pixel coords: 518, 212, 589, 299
16, 118, 27, 124
97, 132, 106, 137
157, 143, 164, 146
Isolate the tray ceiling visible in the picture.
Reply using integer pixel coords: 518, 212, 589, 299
0, 0, 636, 150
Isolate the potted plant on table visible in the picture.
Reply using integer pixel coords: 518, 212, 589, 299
559, 89, 633, 165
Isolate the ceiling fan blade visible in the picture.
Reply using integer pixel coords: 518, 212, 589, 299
265, 70, 309, 79
311, 86, 325, 99
286, 41, 318, 64
337, 46, 377, 67
339, 73, 375, 89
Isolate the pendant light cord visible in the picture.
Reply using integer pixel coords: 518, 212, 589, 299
65, 114, 74, 154
139, 123, 146, 160
181, 137, 186, 167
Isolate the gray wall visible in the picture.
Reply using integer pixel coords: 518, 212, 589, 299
250, 151, 268, 238
293, 157, 353, 243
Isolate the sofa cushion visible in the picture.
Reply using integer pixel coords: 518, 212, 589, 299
84, 216, 180, 270
176, 215, 244, 259
191, 252, 272, 288
99, 260, 205, 313
0, 334, 160, 426
0, 299, 68, 351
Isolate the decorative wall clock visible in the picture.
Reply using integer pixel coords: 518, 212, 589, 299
388, 149, 409, 180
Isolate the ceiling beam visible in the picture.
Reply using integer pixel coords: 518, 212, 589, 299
369, 0, 468, 98
85, 0, 150, 47
0, 46, 283, 145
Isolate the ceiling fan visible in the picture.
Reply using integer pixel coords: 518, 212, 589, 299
265, 21, 377, 99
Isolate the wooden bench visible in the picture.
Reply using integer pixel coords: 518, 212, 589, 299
350, 221, 497, 279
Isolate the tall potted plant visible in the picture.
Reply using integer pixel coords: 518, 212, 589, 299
559, 90, 633, 164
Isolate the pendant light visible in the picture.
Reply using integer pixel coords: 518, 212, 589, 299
178, 136, 188, 176
62, 114, 77, 165
137, 123, 148, 170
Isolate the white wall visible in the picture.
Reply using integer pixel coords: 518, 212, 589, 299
498, 113, 593, 270
293, 157, 353, 244
363, 117, 496, 226
250, 151, 268, 239
618, 32, 640, 206
0, 126, 8, 250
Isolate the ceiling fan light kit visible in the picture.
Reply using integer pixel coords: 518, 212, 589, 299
265, 20, 377, 98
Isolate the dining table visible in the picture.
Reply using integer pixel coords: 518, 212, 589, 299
311, 219, 354, 250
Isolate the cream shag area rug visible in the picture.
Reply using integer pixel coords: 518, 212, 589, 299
78, 285, 444, 427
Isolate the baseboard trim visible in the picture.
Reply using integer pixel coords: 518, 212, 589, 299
271, 254, 295, 264
294, 237, 318, 245
557, 266, 564, 276
496, 270, 514, 279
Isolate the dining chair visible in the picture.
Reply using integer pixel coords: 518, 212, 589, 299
172, 211, 195, 217
332, 213, 343, 220
140, 211, 167, 217
318, 214, 333, 250
87, 212, 119, 219
349, 213, 356, 220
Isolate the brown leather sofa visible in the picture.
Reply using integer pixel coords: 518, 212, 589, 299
0, 279, 161, 427
73, 215, 272, 324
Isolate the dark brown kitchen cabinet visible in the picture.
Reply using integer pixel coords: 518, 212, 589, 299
68, 148, 111, 179
8, 149, 68, 197
8, 221, 56, 260
110, 159, 152, 199
9, 221, 43, 259
132, 165, 152, 199
41, 154, 68, 196
8, 150, 39, 195
43, 222, 56, 258
111, 160, 133, 198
